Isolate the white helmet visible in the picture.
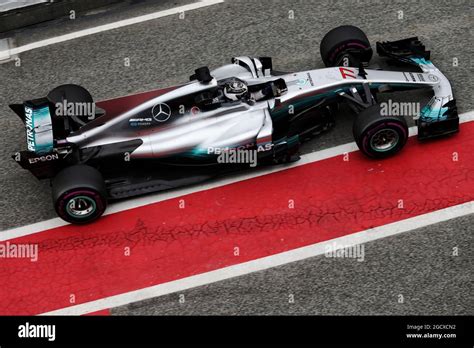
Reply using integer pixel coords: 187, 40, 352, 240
223, 79, 248, 101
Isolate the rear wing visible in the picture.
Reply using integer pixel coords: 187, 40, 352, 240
9, 98, 64, 179
377, 37, 459, 139
10, 98, 54, 154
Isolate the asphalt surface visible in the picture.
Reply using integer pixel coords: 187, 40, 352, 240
0, 0, 472, 315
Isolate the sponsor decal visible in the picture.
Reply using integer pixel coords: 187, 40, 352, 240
23, 104, 53, 154
24, 106, 35, 152
207, 143, 273, 155
28, 153, 59, 164
152, 102, 172, 122
306, 72, 315, 86
296, 78, 307, 86
257, 143, 274, 152
129, 117, 153, 127
190, 106, 201, 115
339, 67, 356, 79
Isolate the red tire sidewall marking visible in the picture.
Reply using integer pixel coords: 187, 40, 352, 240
328, 41, 368, 63
56, 189, 105, 221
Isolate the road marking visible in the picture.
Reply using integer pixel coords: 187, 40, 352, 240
0, 0, 48, 13
1, 0, 224, 57
2, 116, 474, 315
0, 38, 11, 60
1, 110, 473, 242
41, 200, 474, 315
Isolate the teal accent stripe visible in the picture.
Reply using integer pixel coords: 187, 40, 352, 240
420, 105, 449, 121
410, 57, 434, 66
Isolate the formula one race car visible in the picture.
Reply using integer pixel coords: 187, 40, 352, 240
10, 26, 459, 224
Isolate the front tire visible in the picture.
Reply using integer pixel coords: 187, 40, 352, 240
353, 105, 408, 158
320, 25, 372, 67
52, 165, 107, 224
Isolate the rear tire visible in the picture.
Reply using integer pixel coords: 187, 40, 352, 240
47, 84, 96, 130
52, 165, 107, 224
353, 105, 408, 158
320, 25, 372, 67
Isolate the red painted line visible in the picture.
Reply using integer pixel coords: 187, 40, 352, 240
83, 309, 110, 316
1, 122, 473, 315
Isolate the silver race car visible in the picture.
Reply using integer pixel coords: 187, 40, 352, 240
10, 26, 459, 223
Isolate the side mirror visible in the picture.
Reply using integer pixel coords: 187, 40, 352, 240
190, 67, 213, 83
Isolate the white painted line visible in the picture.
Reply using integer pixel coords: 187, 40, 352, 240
40, 200, 474, 315
0, 0, 224, 57
0, 38, 11, 60
1, 110, 473, 242
457, 110, 474, 123
0, 0, 48, 13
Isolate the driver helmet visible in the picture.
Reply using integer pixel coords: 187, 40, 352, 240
223, 79, 248, 101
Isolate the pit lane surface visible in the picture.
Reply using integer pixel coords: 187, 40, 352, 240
0, 0, 472, 315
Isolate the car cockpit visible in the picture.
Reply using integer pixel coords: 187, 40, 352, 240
191, 72, 287, 111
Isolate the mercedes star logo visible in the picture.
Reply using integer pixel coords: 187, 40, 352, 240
152, 102, 172, 122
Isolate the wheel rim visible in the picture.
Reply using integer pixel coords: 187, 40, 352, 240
370, 128, 399, 152
66, 195, 97, 218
